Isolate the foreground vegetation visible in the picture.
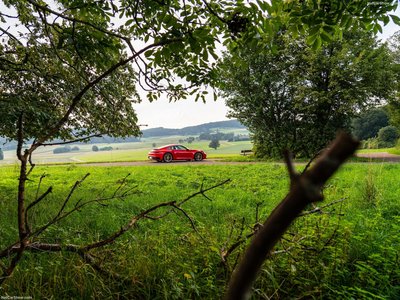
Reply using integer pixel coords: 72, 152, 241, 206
1, 162, 399, 299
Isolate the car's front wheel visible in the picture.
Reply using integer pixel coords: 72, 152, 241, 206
163, 153, 173, 163
194, 152, 203, 161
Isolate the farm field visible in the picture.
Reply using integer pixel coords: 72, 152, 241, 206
0, 162, 399, 299
0, 139, 253, 165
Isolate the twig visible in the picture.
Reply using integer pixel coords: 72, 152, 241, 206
34, 173, 47, 201
152, 179, 231, 219
112, 173, 131, 198
302, 149, 323, 175
25, 186, 53, 233
299, 198, 347, 216
172, 204, 204, 241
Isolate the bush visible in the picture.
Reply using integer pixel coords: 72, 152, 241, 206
53, 146, 71, 154
360, 138, 380, 149
92, 145, 99, 152
71, 146, 80, 151
377, 126, 399, 147
99, 146, 113, 151
0, 148, 3, 160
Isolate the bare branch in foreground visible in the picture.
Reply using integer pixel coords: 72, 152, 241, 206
0, 179, 230, 284
224, 132, 359, 300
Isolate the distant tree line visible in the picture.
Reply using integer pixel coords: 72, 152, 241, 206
198, 132, 250, 142
53, 146, 80, 154
142, 120, 245, 138
92, 145, 113, 152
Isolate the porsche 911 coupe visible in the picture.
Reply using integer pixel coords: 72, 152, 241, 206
148, 144, 207, 163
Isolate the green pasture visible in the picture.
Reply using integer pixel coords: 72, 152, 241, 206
0, 162, 399, 299
0, 139, 253, 165
358, 147, 400, 155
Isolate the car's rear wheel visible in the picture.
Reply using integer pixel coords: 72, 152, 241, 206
194, 152, 203, 161
163, 153, 173, 163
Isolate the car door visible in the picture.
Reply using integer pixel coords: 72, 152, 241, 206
174, 145, 191, 160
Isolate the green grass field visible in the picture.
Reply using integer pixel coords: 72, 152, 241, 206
0, 139, 253, 165
1, 162, 399, 299
357, 146, 400, 155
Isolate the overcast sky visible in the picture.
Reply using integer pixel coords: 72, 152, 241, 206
135, 13, 400, 129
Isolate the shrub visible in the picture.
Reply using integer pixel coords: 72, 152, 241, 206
71, 146, 80, 151
53, 146, 71, 154
360, 138, 380, 149
99, 146, 113, 151
377, 126, 399, 147
0, 148, 3, 160
92, 145, 99, 152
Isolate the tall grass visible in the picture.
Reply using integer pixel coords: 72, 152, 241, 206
0, 163, 399, 299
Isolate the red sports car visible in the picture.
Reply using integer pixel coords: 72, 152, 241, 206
148, 144, 207, 163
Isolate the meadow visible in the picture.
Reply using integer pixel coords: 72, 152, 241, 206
0, 162, 399, 299
0, 138, 253, 165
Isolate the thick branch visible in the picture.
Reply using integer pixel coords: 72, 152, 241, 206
224, 132, 359, 300
34, 39, 180, 148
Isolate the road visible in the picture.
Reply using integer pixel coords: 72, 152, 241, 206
78, 152, 400, 167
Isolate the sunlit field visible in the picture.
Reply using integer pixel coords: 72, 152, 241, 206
0, 138, 253, 165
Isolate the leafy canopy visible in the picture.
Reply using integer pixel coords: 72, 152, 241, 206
0, 0, 399, 146
217, 29, 396, 158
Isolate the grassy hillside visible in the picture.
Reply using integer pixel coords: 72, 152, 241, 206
1, 163, 399, 299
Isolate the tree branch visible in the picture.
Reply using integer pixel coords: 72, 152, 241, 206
34, 38, 181, 148
40, 134, 103, 146
224, 132, 359, 300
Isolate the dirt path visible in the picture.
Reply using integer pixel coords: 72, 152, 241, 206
356, 152, 400, 162
80, 159, 263, 167
68, 152, 400, 167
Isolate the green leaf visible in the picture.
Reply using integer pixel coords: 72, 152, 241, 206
125, 19, 133, 26
144, 49, 154, 58
312, 35, 322, 50
306, 33, 318, 45
320, 31, 332, 43
390, 14, 400, 26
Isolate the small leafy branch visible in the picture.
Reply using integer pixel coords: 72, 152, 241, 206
0, 174, 230, 284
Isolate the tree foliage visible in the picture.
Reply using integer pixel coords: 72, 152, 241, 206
0, 148, 3, 160
209, 138, 220, 150
352, 108, 389, 140
387, 30, 400, 128
1, 0, 398, 145
378, 125, 399, 147
218, 29, 396, 158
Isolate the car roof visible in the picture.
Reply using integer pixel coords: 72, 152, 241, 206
157, 144, 183, 149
